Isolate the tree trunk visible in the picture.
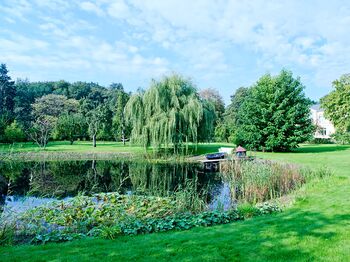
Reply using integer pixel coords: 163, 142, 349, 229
93, 134, 96, 147
122, 127, 125, 146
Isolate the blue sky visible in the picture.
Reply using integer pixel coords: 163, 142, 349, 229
1, 0, 350, 104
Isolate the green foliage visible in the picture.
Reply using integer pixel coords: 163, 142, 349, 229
0, 64, 16, 142
237, 203, 261, 218
12, 192, 283, 245
54, 113, 87, 144
331, 130, 350, 144
235, 70, 314, 151
125, 74, 214, 153
219, 87, 250, 142
32, 94, 79, 118
0, 223, 15, 246
87, 106, 105, 147
221, 160, 331, 203
1, 145, 349, 261
321, 74, 350, 133
3, 121, 25, 143
27, 116, 56, 149
308, 137, 334, 144
0, 64, 16, 121
31, 232, 85, 245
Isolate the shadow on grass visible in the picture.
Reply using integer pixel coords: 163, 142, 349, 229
2, 208, 348, 261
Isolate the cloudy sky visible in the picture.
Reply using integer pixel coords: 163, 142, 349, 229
1, 0, 350, 103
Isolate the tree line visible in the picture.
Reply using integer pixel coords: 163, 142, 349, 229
0, 64, 130, 148
1, 63, 348, 151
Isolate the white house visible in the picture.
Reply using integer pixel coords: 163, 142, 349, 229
310, 104, 335, 139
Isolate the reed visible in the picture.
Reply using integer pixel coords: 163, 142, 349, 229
220, 160, 331, 203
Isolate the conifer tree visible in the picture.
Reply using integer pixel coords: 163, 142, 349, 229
236, 70, 313, 151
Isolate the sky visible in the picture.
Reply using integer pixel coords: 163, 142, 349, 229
1, 0, 350, 104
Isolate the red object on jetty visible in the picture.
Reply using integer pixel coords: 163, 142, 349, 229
235, 146, 246, 152
235, 146, 247, 157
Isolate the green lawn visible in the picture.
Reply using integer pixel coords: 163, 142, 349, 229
0, 141, 145, 154
0, 141, 235, 158
1, 144, 350, 261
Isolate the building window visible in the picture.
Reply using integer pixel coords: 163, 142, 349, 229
319, 128, 327, 136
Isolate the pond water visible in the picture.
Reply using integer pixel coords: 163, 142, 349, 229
0, 159, 232, 214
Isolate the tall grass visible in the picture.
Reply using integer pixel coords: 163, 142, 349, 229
220, 160, 331, 203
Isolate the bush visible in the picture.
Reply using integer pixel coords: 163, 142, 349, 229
3, 121, 26, 143
331, 131, 350, 145
308, 137, 334, 144
0, 223, 15, 246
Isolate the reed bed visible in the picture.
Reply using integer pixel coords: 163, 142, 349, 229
220, 160, 331, 203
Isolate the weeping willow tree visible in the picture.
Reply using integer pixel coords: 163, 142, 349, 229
125, 74, 215, 154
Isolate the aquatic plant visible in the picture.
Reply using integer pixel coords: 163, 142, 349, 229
220, 160, 332, 203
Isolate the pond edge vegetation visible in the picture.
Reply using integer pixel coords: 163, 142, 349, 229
0, 161, 331, 246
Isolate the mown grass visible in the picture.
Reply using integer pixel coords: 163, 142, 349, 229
0, 141, 235, 159
1, 144, 350, 261
0, 141, 145, 154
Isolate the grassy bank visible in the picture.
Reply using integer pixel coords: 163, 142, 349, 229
1, 144, 350, 261
0, 141, 235, 160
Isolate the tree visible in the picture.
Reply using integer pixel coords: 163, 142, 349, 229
87, 106, 104, 147
0, 64, 16, 141
216, 87, 250, 142
14, 79, 34, 128
27, 116, 56, 149
32, 94, 78, 118
0, 64, 16, 117
54, 113, 87, 144
125, 74, 212, 153
109, 83, 130, 144
199, 88, 224, 142
321, 74, 350, 143
236, 70, 313, 151
29, 94, 79, 148
3, 120, 25, 143
199, 88, 225, 118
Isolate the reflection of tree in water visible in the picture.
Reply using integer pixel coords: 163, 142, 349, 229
0, 160, 222, 205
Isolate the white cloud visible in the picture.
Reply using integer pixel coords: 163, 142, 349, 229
80, 1, 105, 16
107, 0, 130, 19
2, 0, 350, 99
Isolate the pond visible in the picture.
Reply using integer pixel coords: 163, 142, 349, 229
0, 159, 232, 215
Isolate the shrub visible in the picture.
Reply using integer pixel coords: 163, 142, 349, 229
308, 137, 334, 144
3, 121, 26, 143
0, 223, 15, 246
331, 131, 350, 145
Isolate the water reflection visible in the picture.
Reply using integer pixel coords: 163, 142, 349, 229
0, 159, 228, 213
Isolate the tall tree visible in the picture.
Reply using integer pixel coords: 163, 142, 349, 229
125, 74, 211, 153
216, 87, 250, 142
0, 64, 16, 141
236, 70, 313, 151
54, 113, 87, 145
199, 88, 224, 142
321, 74, 350, 134
109, 83, 130, 144
29, 94, 79, 148
87, 106, 104, 147
32, 94, 79, 118
199, 88, 225, 118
